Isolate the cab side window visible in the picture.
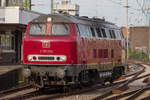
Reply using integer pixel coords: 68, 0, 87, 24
78, 24, 88, 37
96, 28, 103, 38
78, 24, 92, 37
112, 30, 116, 39
115, 30, 121, 40
109, 30, 113, 38
101, 29, 107, 38
109, 30, 116, 39
90, 27, 96, 37
86, 26, 92, 37
75, 24, 80, 36
105, 29, 111, 38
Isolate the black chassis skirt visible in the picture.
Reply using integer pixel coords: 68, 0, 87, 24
27, 65, 84, 86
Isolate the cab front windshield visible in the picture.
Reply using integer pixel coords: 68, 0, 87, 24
29, 23, 70, 36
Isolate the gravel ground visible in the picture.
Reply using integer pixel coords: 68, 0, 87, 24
54, 86, 117, 100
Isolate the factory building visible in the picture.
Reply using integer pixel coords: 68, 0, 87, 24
122, 26, 149, 53
53, 0, 79, 16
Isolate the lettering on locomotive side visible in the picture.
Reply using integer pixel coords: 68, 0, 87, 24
40, 50, 53, 53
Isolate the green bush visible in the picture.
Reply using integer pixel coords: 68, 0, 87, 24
129, 50, 149, 61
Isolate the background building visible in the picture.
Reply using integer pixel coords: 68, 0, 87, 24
0, 0, 31, 10
122, 26, 149, 53
53, 0, 79, 16
0, 0, 42, 64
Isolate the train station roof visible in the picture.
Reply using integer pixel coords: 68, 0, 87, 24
0, 7, 44, 25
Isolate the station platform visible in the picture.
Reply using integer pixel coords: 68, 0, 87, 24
0, 65, 23, 91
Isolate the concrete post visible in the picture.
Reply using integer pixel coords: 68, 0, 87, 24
1, 0, 6, 7
51, 0, 54, 13
126, 0, 129, 62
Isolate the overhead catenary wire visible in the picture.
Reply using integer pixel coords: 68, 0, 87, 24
107, 0, 144, 25
107, 0, 141, 11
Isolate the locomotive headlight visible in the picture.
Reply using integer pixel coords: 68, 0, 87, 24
60, 56, 67, 61
47, 17, 52, 22
28, 55, 32, 61
57, 69, 65, 79
22, 68, 31, 78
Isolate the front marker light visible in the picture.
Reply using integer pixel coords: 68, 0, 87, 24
60, 56, 67, 61
28, 55, 32, 61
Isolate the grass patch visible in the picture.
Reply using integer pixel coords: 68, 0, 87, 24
129, 50, 149, 61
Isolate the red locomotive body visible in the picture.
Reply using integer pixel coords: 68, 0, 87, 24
22, 14, 125, 88
23, 23, 77, 65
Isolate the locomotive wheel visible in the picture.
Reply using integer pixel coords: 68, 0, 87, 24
88, 70, 99, 84
79, 70, 99, 85
110, 67, 124, 83
79, 70, 90, 85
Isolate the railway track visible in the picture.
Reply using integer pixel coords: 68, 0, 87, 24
102, 85, 150, 100
0, 83, 32, 97
91, 68, 145, 100
0, 80, 126, 100
0, 64, 146, 100
90, 64, 150, 100
1, 89, 43, 100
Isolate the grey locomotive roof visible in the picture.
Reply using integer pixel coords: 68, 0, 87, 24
31, 13, 120, 29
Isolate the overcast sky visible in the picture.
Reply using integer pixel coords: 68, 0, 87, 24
31, 0, 146, 27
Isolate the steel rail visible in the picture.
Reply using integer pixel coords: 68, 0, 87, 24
30, 79, 131, 100
104, 86, 150, 100
0, 84, 32, 97
101, 73, 150, 99
2, 74, 134, 100
1, 81, 123, 100
126, 84, 150, 100
91, 72, 143, 100
91, 65, 145, 100
30, 85, 119, 100
104, 88, 140, 100
2, 90, 41, 100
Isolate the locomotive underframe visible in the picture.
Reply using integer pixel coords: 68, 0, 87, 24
24, 63, 125, 88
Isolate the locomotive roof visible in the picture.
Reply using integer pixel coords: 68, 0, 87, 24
31, 13, 120, 29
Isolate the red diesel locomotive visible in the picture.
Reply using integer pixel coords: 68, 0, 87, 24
22, 14, 125, 88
